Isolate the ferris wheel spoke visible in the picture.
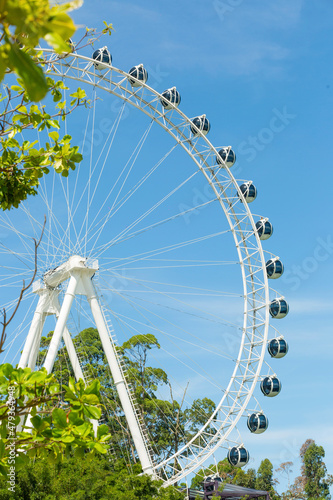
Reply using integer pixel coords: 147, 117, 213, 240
75, 94, 121, 253
103, 283, 239, 393
89, 141, 181, 258
108, 299, 224, 394
101, 229, 231, 273
76, 102, 127, 251
104, 269, 242, 313
84, 117, 155, 255
110, 305, 238, 364
89, 197, 219, 257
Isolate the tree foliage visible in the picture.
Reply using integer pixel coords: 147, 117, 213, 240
0, 1, 114, 210
0, 79, 87, 209
255, 458, 279, 500
280, 439, 332, 500
303, 442, 331, 499
37, 328, 217, 467
0, 454, 183, 499
0, 364, 111, 476
0, 0, 80, 101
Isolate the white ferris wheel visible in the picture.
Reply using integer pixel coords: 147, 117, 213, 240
0, 42, 289, 486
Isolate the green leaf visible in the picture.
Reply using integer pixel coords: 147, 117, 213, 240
27, 371, 47, 384
45, 12, 76, 46
52, 408, 67, 429
49, 383, 60, 395
31, 415, 48, 431
60, 434, 75, 443
71, 153, 83, 163
93, 442, 107, 454
85, 379, 100, 396
15, 453, 29, 469
10, 85, 23, 92
44, 33, 71, 53
49, 131, 59, 142
8, 44, 48, 102
0, 46, 8, 83
82, 394, 99, 405
68, 378, 75, 393
47, 450, 58, 464
0, 464, 7, 476
83, 405, 101, 420
74, 422, 91, 438
97, 424, 110, 440
1, 364, 13, 378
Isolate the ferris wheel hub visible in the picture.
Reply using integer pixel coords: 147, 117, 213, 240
43, 255, 99, 288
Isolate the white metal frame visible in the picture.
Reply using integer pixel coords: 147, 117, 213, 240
18, 255, 154, 475
13, 48, 275, 485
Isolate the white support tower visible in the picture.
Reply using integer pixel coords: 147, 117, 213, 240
18, 255, 154, 476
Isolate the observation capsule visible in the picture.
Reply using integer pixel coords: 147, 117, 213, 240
190, 115, 211, 136
269, 298, 289, 319
92, 47, 112, 70
266, 258, 284, 279
268, 338, 289, 359
239, 182, 257, 203
128, 64, 148, 87
160, 87, 181, 109
247, 413, 269, 434
216, 147, 236, 168
227, 446, 250, 468
255, 218, 273, 240
260, 376, 281, 397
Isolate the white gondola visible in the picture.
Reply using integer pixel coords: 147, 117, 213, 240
216, 147, 236, 168
266, 257, 284, 279
239, 182, 257, 203
247, 413, 269, 434
128, 64, 148, 87
268, 338, 289, 358
160, 87, 181, 109
260, 376, 281, 397
92, 47, 112, 70
190, 115, 210, 136
256, 218, 273, 240
269, 297, 289, 319
227, 446, 250, 467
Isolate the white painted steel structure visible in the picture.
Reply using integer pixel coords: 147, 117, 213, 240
1, 48, 288, 486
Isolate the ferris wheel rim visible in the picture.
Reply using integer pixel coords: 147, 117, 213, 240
4, 47, 272, 485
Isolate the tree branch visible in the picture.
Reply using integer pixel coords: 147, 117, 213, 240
0, 215, 46, 353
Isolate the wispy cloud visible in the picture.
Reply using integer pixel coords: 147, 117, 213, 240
289, 298, 333, 314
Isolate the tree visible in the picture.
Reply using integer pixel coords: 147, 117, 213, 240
0, 1, 114, 210
286, 440, 333, 500
0, 366, 111, 478
37, 328, 217, 468
0, 0, 79, 101
0, 454, 184, 499
255, 459, 279, 500
303, 442, 331, 499
0, 0, 82, 210
276, 461, 293, 491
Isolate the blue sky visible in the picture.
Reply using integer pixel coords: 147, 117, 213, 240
69, 0, 333, 491
2, 0, 333, 494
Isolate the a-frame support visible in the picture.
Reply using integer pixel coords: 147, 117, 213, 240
18, 256, 154, 476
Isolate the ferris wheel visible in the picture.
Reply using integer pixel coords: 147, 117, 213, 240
0, 41, 289, 486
